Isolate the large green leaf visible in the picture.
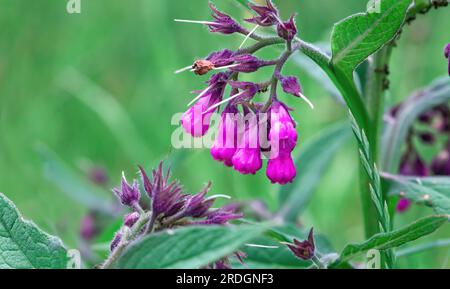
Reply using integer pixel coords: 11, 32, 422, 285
382, 78, 450, 172
117, 224, 270, 269
331, 215, 448, 267
331, 0, 412, 74
384, 174, 450, 215
0, 193, 68, 269
277, 122, 351, 221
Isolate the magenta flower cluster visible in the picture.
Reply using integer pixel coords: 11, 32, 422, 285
177, 1, 312, 185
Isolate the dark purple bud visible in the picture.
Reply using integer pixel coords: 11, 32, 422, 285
229, 81, 260, 100
230, 54, 269, 73
277, 14, 298, 41
80, 214, 96, 241
208, 3, 244, 35
124, 212, 140, 227
431, 150, 450, 176
286, 228, 315, 260
418, 132, 435, 145
110, 232, 122, 252
112, 173, 141, 207
245, 0, 280, 27
279, 75, 302, 97
396, 198, 411, 213
445, 43, 450, 76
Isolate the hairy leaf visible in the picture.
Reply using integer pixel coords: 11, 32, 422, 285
331, 0, 412, 74
384, 175, 450, 215
332, 215, 448, 266
117, 224, 269, 269
0, 193, 68, 269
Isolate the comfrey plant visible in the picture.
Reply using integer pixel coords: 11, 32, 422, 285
101, 162, 244, 269
175, 1, 314, 185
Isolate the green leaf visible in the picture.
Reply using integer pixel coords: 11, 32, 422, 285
36, 145, 115, 214
331, 0, 412, 74
382, 77, 450, 172
332, 215, 449, 266
384, 175, 450, 215
117, 224, 270, 269
0, 193, 68, 269
396, 238, 450, 258
277, 122, 351, 222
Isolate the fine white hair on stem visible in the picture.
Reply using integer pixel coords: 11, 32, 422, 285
245, 244, 279, 249
174, 19, 217, 26
238, 25, 259, 49
204, 91, 245, 114
205, 194, 232, 201
175, 65, 193, 74
187, 85, 213, 107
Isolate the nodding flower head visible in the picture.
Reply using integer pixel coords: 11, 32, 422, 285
445, 44, 450, 76
245, 0, 280, 27
208, 2, 244, 35
181, 73, 228, 137
211, 105, 239, 167
112, 173, 141, 207
286, 228, 316, 260
267, 152, 296, 185
269, 100, 298, 152
192, 49, 234, 75
277, 14, 298, 41
232, 120, 263, 175
229, 54, 270, 73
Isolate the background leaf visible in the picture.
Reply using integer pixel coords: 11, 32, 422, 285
277, 122, 351, 221
117, 224, 270, 269
0, 193, 68, 269
384, 174, 450, 215
331, 0, 412, 74
331, 215, 448, 267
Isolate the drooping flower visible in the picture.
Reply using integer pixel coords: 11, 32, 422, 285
277, 14, 297, 42
267, 152, 296, 185
268, 100, 298, 153
232, 118, 263, 175
286, 228, 315, 261
181, 73, 228, 137
207, 2, 244, 35
445, 43, 450, 76
112, 173, 141, 207
245, 0, 280, 27
211, 105, 239, 167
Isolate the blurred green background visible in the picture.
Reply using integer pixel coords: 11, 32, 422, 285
0, 0, 448, 268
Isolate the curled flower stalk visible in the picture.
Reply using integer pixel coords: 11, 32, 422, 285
175, 0, 314, 185
101, 161, 243, 269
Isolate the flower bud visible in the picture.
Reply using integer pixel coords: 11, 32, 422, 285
245, 0, 280, 27
112, 173, 141, 207
286, 228, 315, 260
124, 212, 140, 227
396, 198, 411, 213
277, 14, 297, 42
229, 54, 268, 73
208, 3, 244, 35
110, 232, 122, 252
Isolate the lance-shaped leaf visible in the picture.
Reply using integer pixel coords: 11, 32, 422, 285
277, 122, 351, 222
0, 193, 68, 269
117, 224, 270, 269
331, 215, 449, 267
331, 0, 412, 74
383, 174, 450, 215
